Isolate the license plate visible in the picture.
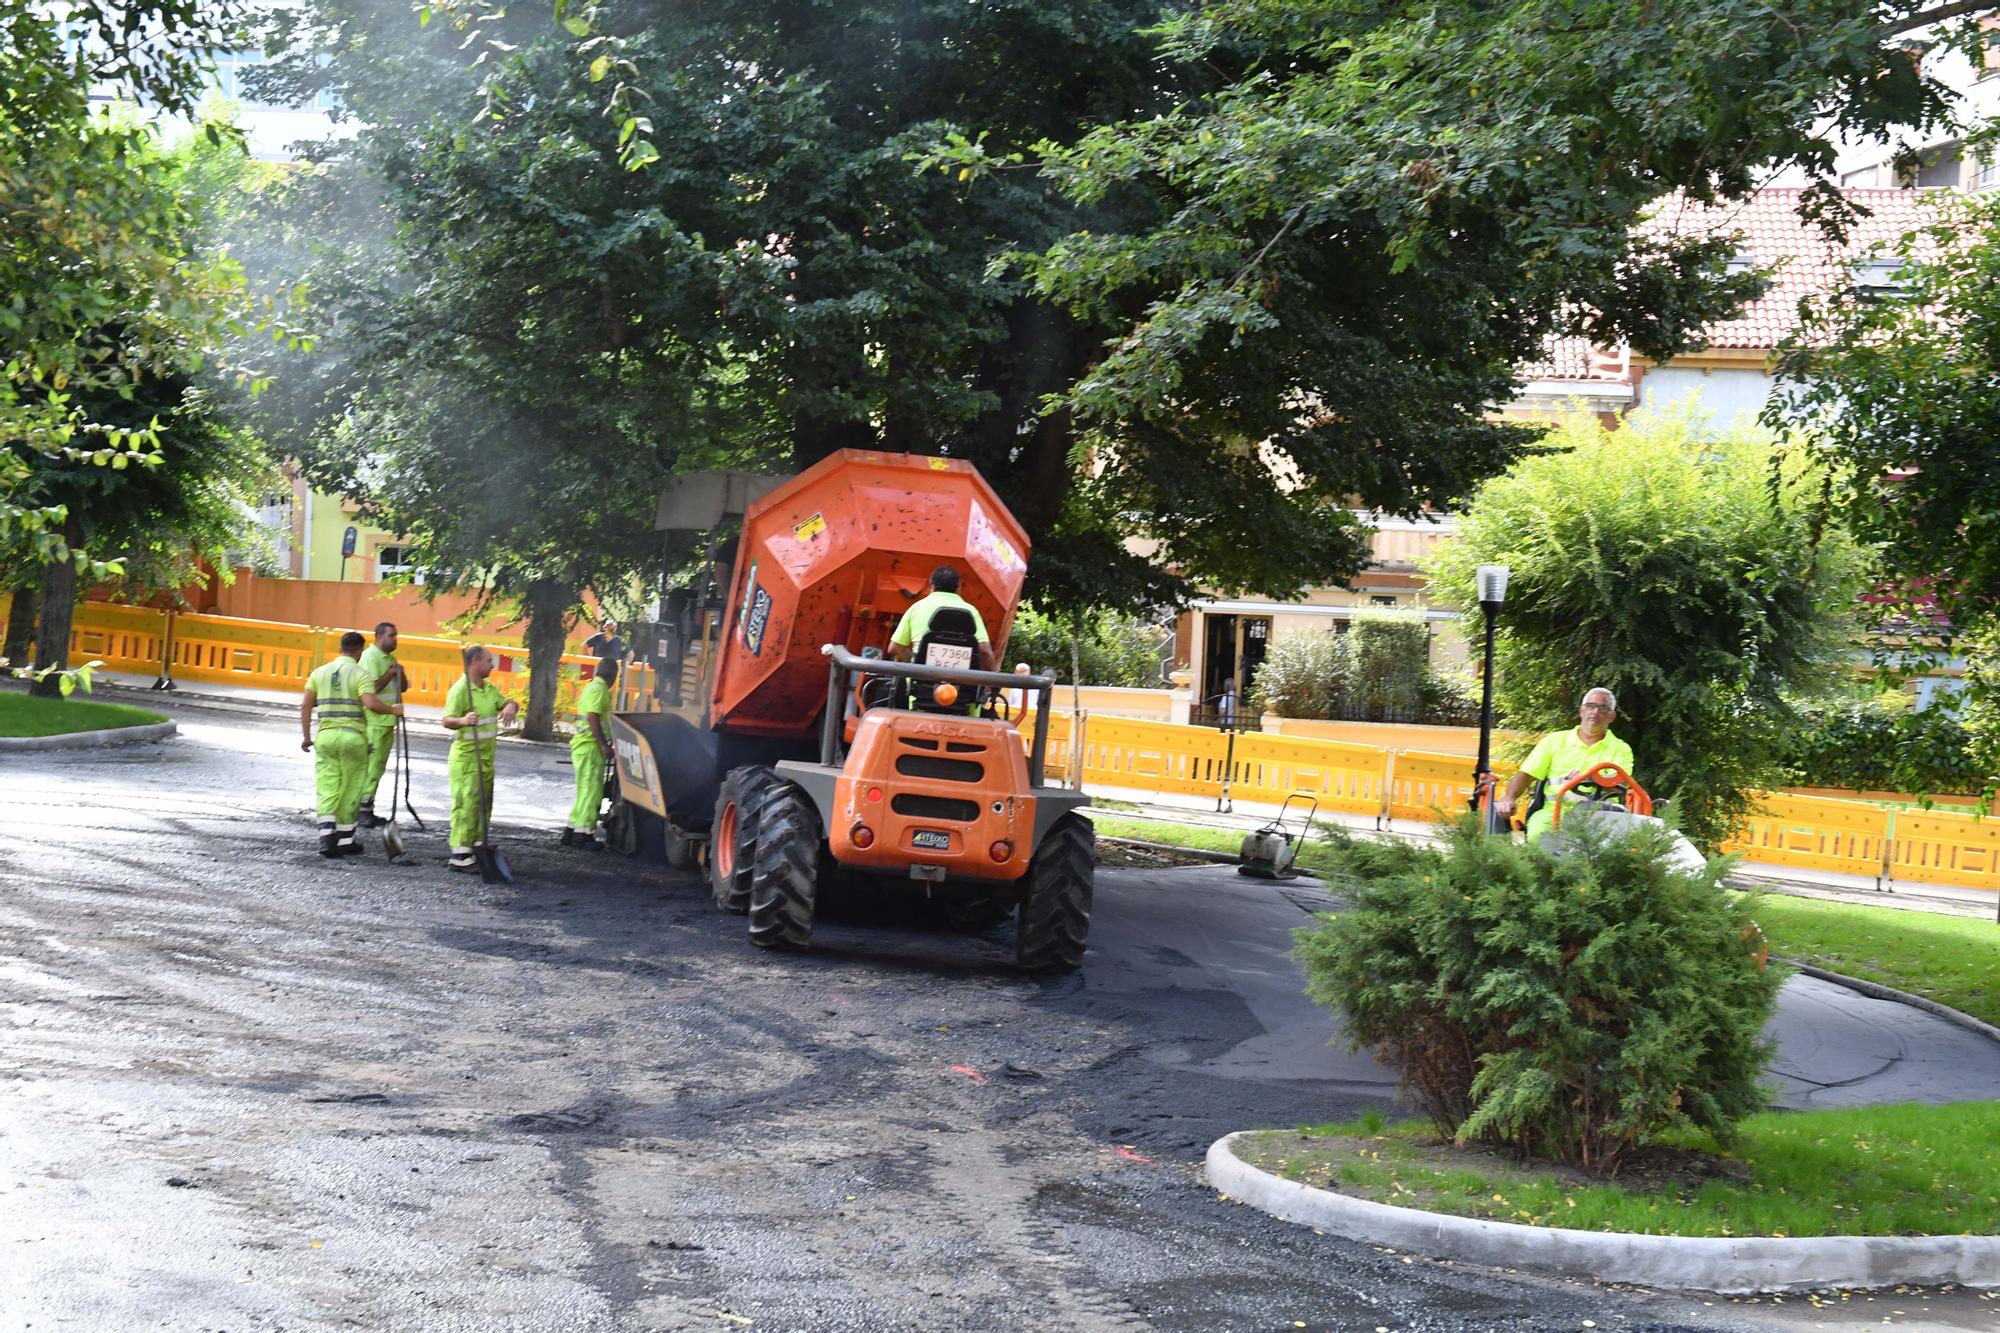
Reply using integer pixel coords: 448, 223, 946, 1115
912, 829, 951, 851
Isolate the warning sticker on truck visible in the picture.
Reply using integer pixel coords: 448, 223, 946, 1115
743, 584, 773, 656
793, 512, 826, 543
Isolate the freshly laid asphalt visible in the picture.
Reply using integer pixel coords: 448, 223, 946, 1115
2, 695, 1998, 1331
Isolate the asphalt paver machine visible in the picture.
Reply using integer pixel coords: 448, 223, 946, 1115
607, 450, 1094, 970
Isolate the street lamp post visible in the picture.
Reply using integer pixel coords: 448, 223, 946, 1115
1473, 564, 1509, 833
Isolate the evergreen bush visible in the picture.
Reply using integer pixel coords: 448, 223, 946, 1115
1345, 610, 1428, 722
1250, 628, 1348, 718
1296, 820, 1780, 1175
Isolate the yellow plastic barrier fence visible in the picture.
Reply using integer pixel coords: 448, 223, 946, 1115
1719, 792, 1889, 881
1230, 731, 1388, 818
1386, 748, 1516, 823
64, 601, 594, 714
1073, 715, 1234, 799
1882, 805, 2000, 892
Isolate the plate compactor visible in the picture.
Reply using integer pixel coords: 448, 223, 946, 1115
607, 451, 1095, 971
1238, 794, 1319, 879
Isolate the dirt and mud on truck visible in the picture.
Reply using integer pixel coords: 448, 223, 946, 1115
605, 450, 1095, 971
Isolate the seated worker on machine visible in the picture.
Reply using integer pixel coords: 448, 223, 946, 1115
1492, 686, 1634, 846
886, 566, 997, 713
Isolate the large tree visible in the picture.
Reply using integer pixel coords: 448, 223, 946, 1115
1771, 190, 2000, 787
1427, 413, 1865, 853
251, 0, 1975, 646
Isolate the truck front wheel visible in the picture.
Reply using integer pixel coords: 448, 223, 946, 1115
1016, 814, 1093, 972
711, 766, 776, 914
748, 783, 820, 950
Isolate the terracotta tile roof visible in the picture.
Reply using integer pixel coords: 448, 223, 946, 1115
1517, 187, 1946, 384
1638, 187, 1943, 351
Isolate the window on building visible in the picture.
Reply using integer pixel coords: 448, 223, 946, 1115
375, 545, 424, 583
1975, 154, 2000, 193
1897, 143, 1964, 189
1853, 258, 1910, 302
1370, 595, 1398, 607
1981, 14, 1999, 78
1839, 164, 1883, 188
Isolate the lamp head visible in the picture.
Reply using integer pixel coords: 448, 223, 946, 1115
1475, 563, 1510, 607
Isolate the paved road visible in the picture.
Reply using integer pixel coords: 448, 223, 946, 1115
2, 697, 1996, 1332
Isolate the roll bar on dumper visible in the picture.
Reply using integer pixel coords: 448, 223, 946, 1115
604, 449, 1097, 972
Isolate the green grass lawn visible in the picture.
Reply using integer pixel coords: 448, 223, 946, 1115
1239, 1102, 2000, 1239
1747, 894, 2000, 1029
1087, 813, 1350, 874
0, 692, 167, 737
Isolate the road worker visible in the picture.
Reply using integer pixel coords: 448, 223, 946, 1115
442, 643, 519, 873
300, 630, 370, 858
562, 656, 617, 850
356, 621, 406, 828
888, 566, 995, 670
1493, 686, 1636, 846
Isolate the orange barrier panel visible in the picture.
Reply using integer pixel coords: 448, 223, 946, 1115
1074, 715, 1233, 800
1230, 731, 1389, 818
1720, 793, 1888, 881
67, 602, 168, 675
1885, 806, 2000, 892
1386, 748, 1515, 823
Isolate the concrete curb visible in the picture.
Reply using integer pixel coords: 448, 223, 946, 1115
1205, 1132, 2000, 1295
0, 720, 177, 753
1777, 956, 2000, 1047
1095, 835, 1244, 867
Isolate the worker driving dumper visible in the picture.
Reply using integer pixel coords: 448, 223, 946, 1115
887, 566, 996, 671
1493, 686, 1635, 845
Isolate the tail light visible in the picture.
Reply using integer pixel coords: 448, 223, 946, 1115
851, 823, 875, 849
989, 839, 1013, 862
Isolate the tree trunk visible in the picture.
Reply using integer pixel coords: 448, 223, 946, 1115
3, 583, 38, 668
521, 578, 572, 742
30, 520, 82, 699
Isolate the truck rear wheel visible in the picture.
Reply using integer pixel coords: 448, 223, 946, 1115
1016, 814, 1093, 972
748, 783, 820, 950
711, 766, 776, 914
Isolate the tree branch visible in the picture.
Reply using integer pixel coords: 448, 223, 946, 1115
1879, 0, 1997, 40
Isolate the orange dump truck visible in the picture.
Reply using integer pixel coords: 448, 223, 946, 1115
606, 450, 1094, 971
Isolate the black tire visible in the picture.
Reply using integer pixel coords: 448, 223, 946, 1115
711, 766, 777, 914
748, 783, 820, 950
1016, 814, 1094, 972
942, 896, 1017, 933
662, 820, 701, 872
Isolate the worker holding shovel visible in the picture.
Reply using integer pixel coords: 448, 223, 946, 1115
356, 622, 406, 828
561, 656, 617, 850
443, 644, 518, 873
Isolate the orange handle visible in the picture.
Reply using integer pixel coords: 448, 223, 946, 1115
1549, 763, 1652, 828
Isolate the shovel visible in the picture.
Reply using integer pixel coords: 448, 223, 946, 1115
464, 673, 512, 885
382, 717, 413, 860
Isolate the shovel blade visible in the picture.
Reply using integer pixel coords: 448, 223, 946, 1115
383, 820, 407, 860
477, 845, 512, 885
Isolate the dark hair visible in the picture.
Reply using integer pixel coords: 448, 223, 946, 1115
930, 565, 960, 593
374, 621, 397, 637
340, 631, 366, 652
597, 656, 620, 685
461, 643, 488, 671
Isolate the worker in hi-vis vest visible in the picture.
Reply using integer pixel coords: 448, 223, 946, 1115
442, 644, 519, 872
562, 656, 617, 850
300, 630, 371, 858
356, 621, 406, 828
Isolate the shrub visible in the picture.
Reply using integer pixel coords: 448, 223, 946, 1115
1783, 698, 1989, 796
1344, 610, 1428, 721
1004, 604, 1171, 687
1296, 820, 1780, 1175
1251, 629, 1347, 718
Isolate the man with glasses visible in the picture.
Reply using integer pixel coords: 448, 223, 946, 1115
1494, 687, 1633, 845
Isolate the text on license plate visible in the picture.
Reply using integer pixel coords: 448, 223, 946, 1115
911, 829, 951, 851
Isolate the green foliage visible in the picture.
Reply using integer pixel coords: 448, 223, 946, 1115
0, 1, 260, 569
2, 659, 106, 700
1426, 413, 1865, 852
1002, 604, 1169, 686
1781, 697, 1989, 796
1251, 611, 1474, 724
1772, 193, 2000, 793
1296, 820, 1780, 1175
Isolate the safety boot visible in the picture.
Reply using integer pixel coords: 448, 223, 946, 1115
575, 832, 604, 853
358, 801, 387, 829
318, 832, 341, 859
336, 826, 364, 857
559, 827, 576, 848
